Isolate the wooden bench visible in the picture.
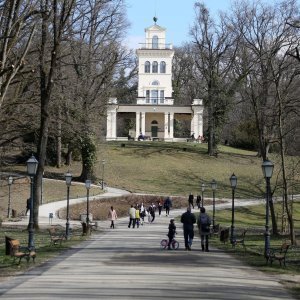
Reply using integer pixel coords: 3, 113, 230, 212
48, 227, 66, 246
9, 239, 36, 264
267, 243, 290, 267
232, 229, 247, 250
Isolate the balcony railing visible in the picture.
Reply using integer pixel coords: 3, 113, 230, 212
138, 43, 173, 50
136, 97, 174, 105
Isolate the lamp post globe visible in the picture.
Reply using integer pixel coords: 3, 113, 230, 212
211, 179, 217, 229
229, 173, 237, 244
262, 160, 274, 258
262, 160, 274, 179
26, 155, 38, 250
65, 172, 72, 239
27, 155, 39, 176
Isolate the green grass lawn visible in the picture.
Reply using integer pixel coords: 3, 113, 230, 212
0, 225, 89, 280
94, 141, 300, 199
207, 202, 300, 274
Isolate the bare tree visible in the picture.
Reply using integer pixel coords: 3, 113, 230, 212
62, 0, 129, 181
190, 2, 240, 156
32, 0, 76, 228
271, 51, 300, 244
0, 0, 38, 109
172, 44, 202, 105
231, 0, 300, 235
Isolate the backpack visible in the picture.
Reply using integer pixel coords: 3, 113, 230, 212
199, 214, 210, 232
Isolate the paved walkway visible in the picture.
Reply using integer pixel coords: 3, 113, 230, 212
0, 188, 297, 299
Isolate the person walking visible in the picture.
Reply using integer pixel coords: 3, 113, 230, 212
197, 207, 211, 252
149, 203, 156, 223
108, 206, 118, 229
188, 193, 194, 209
135, 205, 141, 228
128, 205, 136, 228
158, 201, 163, 217
140, 203, 145, 225
164, 196, 172, 216
181, 207, 196, 251
196, 195, 201, 209
167, 218, 177, 250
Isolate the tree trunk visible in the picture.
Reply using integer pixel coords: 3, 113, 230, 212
276, 85, 296, 244
207, 92, 216, 156
57, 105, 62, 168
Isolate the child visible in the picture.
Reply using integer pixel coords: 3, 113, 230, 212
167, 219, 176, 250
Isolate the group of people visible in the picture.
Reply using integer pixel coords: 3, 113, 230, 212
179, 206, 211, 251
127, 198, 173, 228
107, 197, 173, 229
108, 196, 211, 252
166, 204, 211, 252
188, 193, 202, 209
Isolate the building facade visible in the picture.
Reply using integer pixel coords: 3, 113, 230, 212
106, 20, 204, 141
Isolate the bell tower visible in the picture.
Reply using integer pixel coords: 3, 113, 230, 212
136, 18, 174, 105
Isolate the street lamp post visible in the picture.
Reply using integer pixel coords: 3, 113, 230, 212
65, 172, 72, 239
101, 160, 105, 190
7, 176, 13, 218
85, 179, 91, 227
230, 173, 237, 244
211, 179, 217, 229
26, 155, 38, 250
201, 183, 205, 207
262, 160, 274, 259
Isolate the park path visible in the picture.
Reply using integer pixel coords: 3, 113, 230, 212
0, 193, 296, 300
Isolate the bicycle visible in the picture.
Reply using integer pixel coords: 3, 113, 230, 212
160, 236, 179, 250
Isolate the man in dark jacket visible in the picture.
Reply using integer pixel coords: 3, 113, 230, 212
188, 193, 194, 209
163, 196, 172, 216
181, 207, 196, 250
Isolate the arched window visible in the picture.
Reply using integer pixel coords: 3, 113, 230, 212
145, 61, 150, 73
151, 120, 158, 124
160, 61, 166, 73
152, 35, 159, 49
152, 61, 158, 73
152, 80, 159, 85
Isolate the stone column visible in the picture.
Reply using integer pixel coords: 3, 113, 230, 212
111, 111, 117, 138
198, 112, 203, 139
141, 112, 146, 135
106, 111, 112, 139
169, 112, 174, 138
192, 112, 198, 138
164, 112, 169, 139
191, 99, 204, 140
135, 112, 140, 139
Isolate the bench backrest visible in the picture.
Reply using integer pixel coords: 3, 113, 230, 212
9, 240, 20, 254
48, 227, 60, 236
280, 243, 289, 254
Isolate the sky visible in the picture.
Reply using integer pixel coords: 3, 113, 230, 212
125, 0, 283, 48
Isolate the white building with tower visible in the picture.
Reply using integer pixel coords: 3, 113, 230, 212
106, 18, 204, 141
